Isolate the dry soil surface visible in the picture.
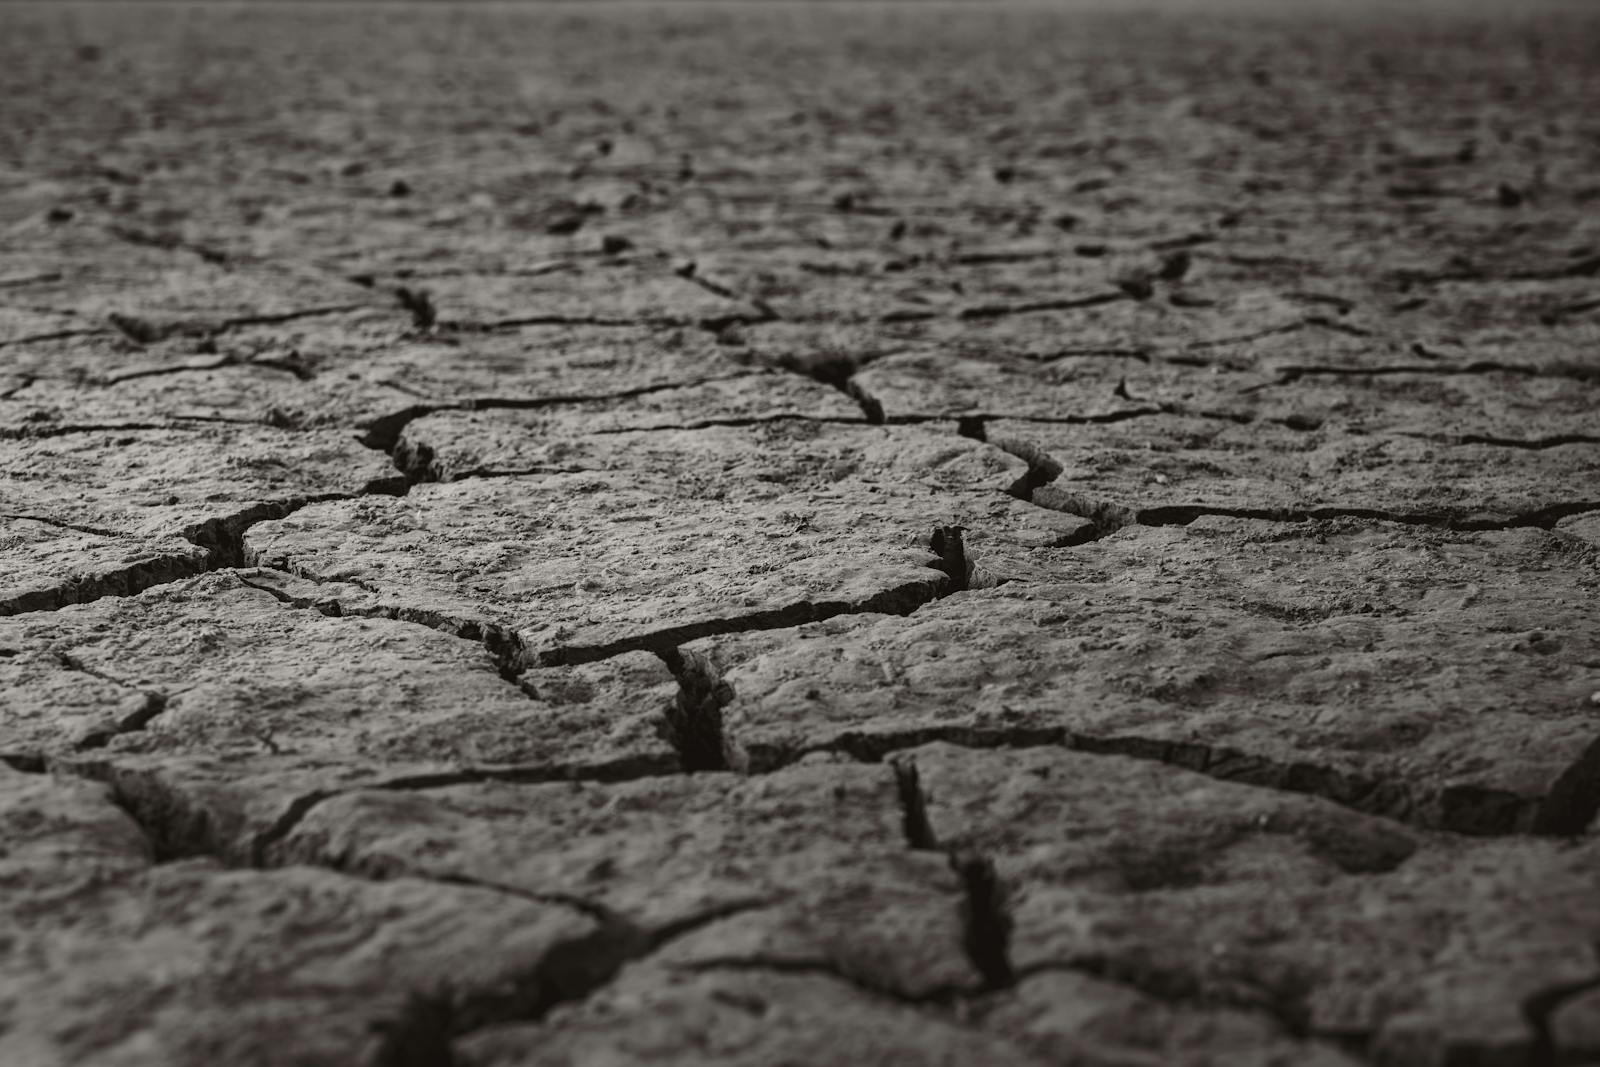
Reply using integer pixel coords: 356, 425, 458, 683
2, 1, 1599, 1065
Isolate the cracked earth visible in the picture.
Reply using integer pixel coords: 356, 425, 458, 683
2, 1, 1599, 1064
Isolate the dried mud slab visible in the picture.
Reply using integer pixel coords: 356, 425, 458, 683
0, 308, 392, 389
276, 760, 978, 998
0, 251, 369, 350
996, 414, 1600, 528
0, 425, 405, 613
686, 519, 1600, 834
857, 349, 1600, 445
246, 423, 1038, 664
0, 763, 152, 910
393, 372, 860, 478
2, 323, 774, 443
0, 767, 604, 1067
893, 295, 1373, 366
897, 743, 1600, 1066
0, 516, 210, 618
459, 965, 1047, 1067
1, 367, 418, 439
985, 971, 1363, 1067
0, 570, 675, 767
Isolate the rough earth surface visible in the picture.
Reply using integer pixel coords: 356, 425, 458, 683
1, 1, 1598, 1065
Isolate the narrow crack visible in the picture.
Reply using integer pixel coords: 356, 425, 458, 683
103, 353, 311, 386
1036, 346, 1152, 365
957, 291, 1128, 321
0, 375, 37, 400
0, 327, 117, 350
1394, 254, 1600, 288
0, 422, 195, 440
1542, 297, 1600, 324
889, 405, 1167, 430
470, 374, 754, 412
544, 521, 986, 672
1177, 320, 1307, 351
106, 224, 231, 266
533, 573, 949, 668
1, 513, 125, 539
1026, 487, 1600, 538
455, 312, 772, 334
210, 303, 377, 335
672, 261, 781, 321
1261, 361, 1600, 389
583, 413, 869, 435
1303, 315, 1373, 338
0, 272, 64, 289
891, 753, 1014, 991
372, 373, 758, 472
104, 304, 371, 347
1402, 431, 1600, 451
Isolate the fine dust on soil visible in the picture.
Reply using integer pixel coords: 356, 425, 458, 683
1, 1, 1599, 1065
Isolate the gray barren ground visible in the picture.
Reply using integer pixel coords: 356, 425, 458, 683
1, 1, 1598, 1065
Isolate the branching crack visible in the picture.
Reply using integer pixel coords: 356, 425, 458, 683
233, 567, 531, 682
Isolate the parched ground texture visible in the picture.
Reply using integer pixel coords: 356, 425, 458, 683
2, 1, 1600, 1064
